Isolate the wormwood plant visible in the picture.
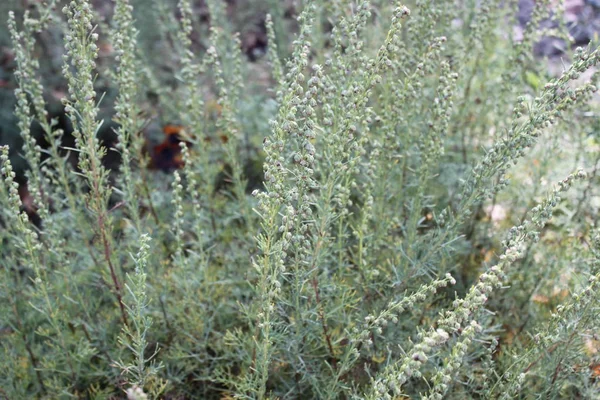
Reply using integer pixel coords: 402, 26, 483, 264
1, 0, 600, 399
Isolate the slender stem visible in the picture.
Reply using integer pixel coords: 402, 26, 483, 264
311, 276, 337, 370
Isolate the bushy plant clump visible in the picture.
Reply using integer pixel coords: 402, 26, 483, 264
1, 0, 599, 398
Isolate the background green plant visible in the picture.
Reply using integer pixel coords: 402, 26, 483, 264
0, 0, 599, 399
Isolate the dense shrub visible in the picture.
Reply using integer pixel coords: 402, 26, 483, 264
1, 0, 599, 398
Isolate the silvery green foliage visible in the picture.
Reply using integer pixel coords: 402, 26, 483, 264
1, 0, 599, 398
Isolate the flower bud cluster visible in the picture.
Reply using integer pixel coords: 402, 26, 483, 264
1, 146, 25, 220
351, 273, 455, 349
457, 47, 600, 230
8, 12, 62, 214
174, 0, 209, 179
249, 3, 319, 397
126, 385, 148, 400
0, 145, 46, 284
366, 169, 586, 397
205, 33, 251, 223
62, 1, 98, 108
424, 320, 483, 399
418, 60, 459, 181
61, 0, 116, 221
111, 0, 145, 234
265, 14, 284, 92
170, 171, 186, 265
8, 10, 52, 123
